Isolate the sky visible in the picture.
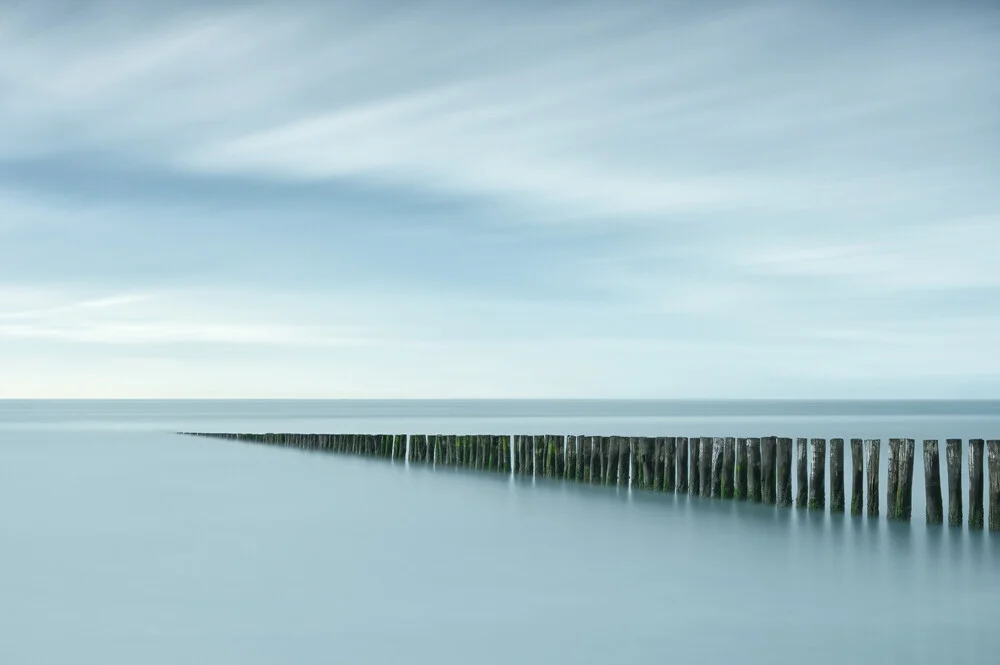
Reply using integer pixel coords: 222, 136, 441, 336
1, 0, 998, 399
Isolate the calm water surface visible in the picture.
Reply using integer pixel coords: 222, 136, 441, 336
1, 400, 998, 664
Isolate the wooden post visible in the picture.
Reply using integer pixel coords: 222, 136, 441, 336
760, 436, 776, 505
617, 437, 628, 488
602, 436, 613, 485
664, 437, 677, 493
556, 435, 567, 478
653, 438, 665, 490
830, 438, 845, 513
865, 439, 880, 517
688, 437, 699, 496
735, 438, 748, 500
575, 435, 584, 482
566, 436, 578, 481
887, 439, 901, 519
710, 438, 724, 498
896, 439, 915, 521
533, 435, 545, 477
808, 439, 826, 511
923, 440, 943, 524
699, 437, 712, 498
850, 439, 863, 516
676, 437, 689, 493
629, 438, 639, 489
589, 436, 600, 484
970, 439, 985, 530
796, 438, 809, 508
776, 437, 792, 507
988, 440, 1000, 532
578, 436, 589, 482
641, 437, 654, 490
946, 439, 962, 526
722, 437, 736, 499
747, 438, 762, 503
513, 435, 522, 474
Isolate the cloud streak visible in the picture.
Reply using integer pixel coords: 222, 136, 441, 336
0, 0, 998, 397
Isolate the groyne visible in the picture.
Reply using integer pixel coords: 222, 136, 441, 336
179, 432, 1000, 531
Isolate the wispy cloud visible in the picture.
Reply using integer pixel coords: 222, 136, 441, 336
0, 286, 370, 346
0, 1, 998, 397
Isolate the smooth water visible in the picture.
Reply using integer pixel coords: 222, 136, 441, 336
1, 400, 998, 664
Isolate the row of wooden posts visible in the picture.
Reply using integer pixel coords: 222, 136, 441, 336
181, 432, 1000, 531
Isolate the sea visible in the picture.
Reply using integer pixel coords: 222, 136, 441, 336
1, 399, 998, 664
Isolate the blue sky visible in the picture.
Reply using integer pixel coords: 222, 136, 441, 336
1, 0, 998, 398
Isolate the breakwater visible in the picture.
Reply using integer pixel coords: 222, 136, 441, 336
180, 432, 1000, 531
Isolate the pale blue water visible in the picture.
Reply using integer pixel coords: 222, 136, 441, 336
1, 400, 998, 664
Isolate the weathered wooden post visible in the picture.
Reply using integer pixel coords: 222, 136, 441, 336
760, 436, 776, 505
710, 437, 724, 498
688, 437, 700, 496
575, 436, 584, 482
617, 437, 628, 488
587, 436, 599, 483
830, 438, 845, 513
566, 436, 578, 481
512, 435, 522, 474
777, 437, 792, 507
808, 439, 826, 511
865, 439, 880, 517
988, 440, 1000, 532
722, 437, 736, 499
665, 437, 677, 493
629, 438, 639, 489
676, 437, 689, 493
886, 439, 902, 519
747, 438, 762, 503
533, 435, 545, 477
796, 438, 809, 508
641, 437, 654, 490
896, 439, 915, 521
850, 439, 863, 516
603, 437, 617, 485
556, 435, 568, 478
699, 437, 712, 498
735, 438, 748, 500
653, 438, 665, 490
970, 439, 985, 530
923, 440, 943, 524
947, 439, 963, 526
